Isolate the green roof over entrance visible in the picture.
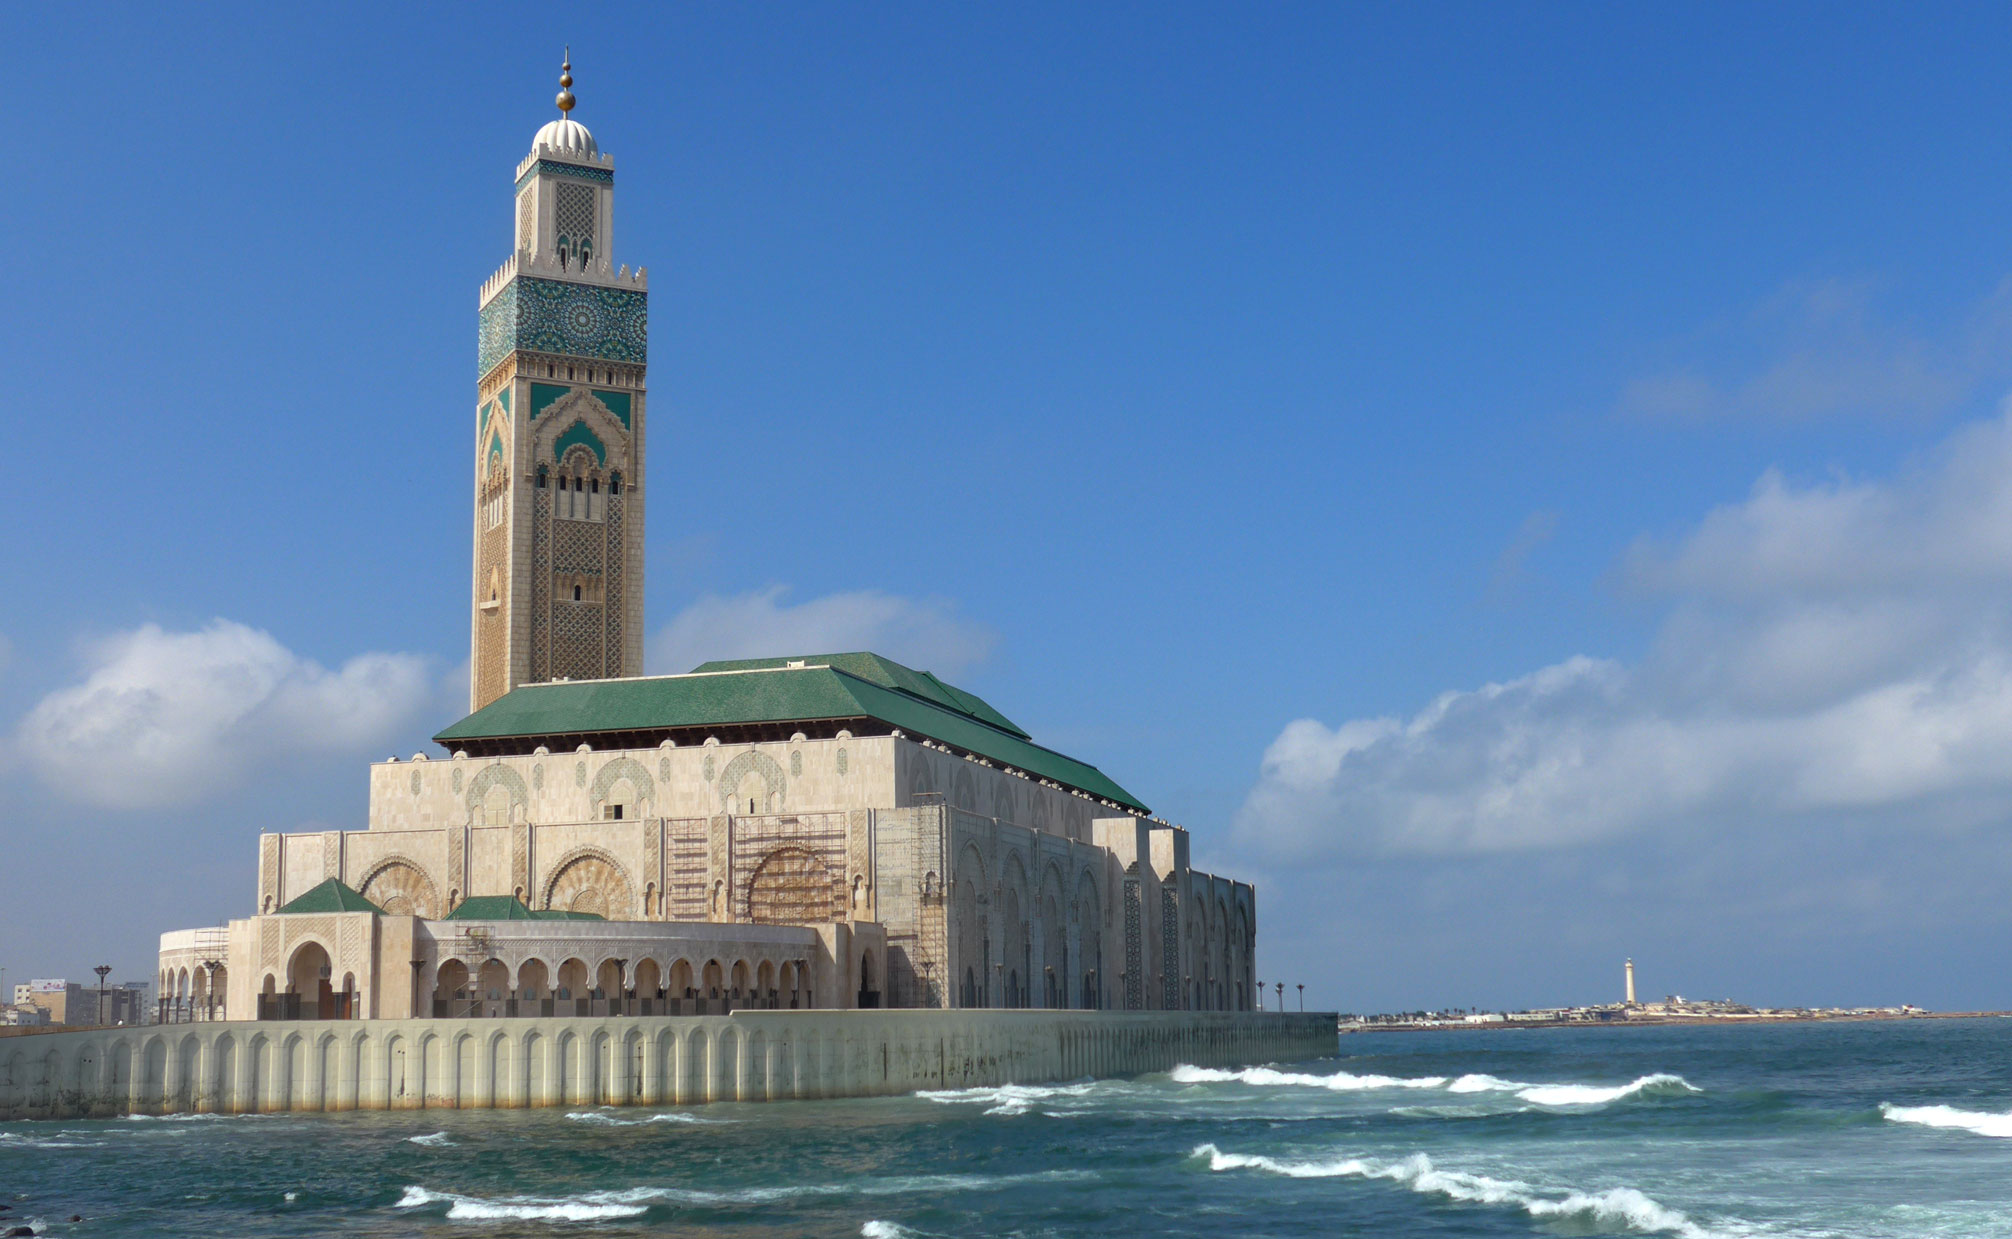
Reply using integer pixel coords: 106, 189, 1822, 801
443, 896, 603, 922
433, 654, 1149, 814
276, 879, 383, 916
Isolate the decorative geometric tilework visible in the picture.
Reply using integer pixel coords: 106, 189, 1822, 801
515, 159, 614, 191
605, 495, 625, 665
410, 769, 422, 795
574, 761, 587, 787
836, 748, 848, 775
532, 764, 544, 791
452, 767, 464, 794
516, 188, 534, 251
555, 183, 596, 260
479, 276, 646, 377
1160, 888, 1181, 1010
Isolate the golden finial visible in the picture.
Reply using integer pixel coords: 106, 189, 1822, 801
556, 48, 576, 115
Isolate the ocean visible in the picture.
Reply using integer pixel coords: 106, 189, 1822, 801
4, 1016, 2010, 1236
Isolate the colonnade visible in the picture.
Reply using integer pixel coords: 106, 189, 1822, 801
0, 1010, 1335, 1120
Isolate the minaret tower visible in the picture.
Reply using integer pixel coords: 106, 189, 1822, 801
472, 54, 649, 710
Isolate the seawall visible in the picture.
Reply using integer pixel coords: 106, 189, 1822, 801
0, 1010, 1335, 1120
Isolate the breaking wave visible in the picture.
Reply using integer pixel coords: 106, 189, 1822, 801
861, 1224, 926, 1239
406, 1131, 455, 1147
1173, 1064, 1699, 1106
396, 1185, 646, 1221
1192, 1144, 1734, 1238
1171, 1065, 1448, 1091
915, 1081, 1102, 1115
564, 1110, 719, 1126
1881, 1102, 2012, 1138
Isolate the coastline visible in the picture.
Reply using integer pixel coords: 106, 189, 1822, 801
1340, 1010, 2012, 1034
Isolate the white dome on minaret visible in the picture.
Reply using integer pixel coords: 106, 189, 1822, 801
532, 50, 596, 157
533, 117, 597, 157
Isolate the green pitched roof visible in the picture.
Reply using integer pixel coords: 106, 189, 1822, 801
433, 655, 1149, 813
276, 879, 384, 916
690, 653, 1030, 739
444, 896, 603, 922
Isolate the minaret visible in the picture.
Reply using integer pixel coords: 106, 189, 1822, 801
472, 53, 649, 710
1624, 958, 1637, 1006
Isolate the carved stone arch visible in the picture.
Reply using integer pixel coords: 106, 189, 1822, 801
532, 390, 630, 470
541, 846, 636, 919
1039, 860, 1067, 906
743, 845, 840, 924
717, 750, 786, 814
590, 756, 655, 813
357, 857, 440, 919
956, 840, 989, 892
465, 762, 529, 825
951, 766, 979, 813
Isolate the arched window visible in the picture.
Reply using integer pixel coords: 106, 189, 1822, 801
573, 584, 582, 602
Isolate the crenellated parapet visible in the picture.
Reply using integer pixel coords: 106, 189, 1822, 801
479, 250, 648, 311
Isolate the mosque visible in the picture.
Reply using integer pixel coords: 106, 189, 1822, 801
156, 61, 1258, 1031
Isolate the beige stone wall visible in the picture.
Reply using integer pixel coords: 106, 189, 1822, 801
0, 1010, 1337, 1119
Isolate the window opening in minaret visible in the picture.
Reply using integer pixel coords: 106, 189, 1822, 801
573, 585, 582, 602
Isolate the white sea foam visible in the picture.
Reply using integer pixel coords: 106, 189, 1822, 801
915, 1081, 1102, 1115
396, 1185, 647, 1221
1170, 1065, 1449, 1091
1516, 1074, 1700, 1106
1881, 1102, 2012, 1138
861, 1223, 923, 1238
407, 1131, 456, 1146
1172, 1064, 1699, 1107
1193, 1144, 1733, 1238
564, 1110, 718, 1126
395, 1169, 1096, 1218
0, 1129, 103, 1149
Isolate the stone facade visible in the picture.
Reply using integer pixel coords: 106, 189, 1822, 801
471, 125, 648, 710
201, 729, 1254, 1022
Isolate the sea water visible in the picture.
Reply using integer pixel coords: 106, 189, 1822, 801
4, 1017, 2011, 1236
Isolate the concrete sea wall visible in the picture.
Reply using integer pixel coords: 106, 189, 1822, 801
0, 1010, 1335, 1120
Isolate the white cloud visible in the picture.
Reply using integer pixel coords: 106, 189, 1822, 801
650, 586, 996, 678
11, 620, 432, 809
1236, 403, 2012, 860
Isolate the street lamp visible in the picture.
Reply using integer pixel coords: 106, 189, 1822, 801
1297, 983, 1305, 1012
1275, 982, 1284, 1009
94, 965, 112, 1026
1257, 980, 1264, 1011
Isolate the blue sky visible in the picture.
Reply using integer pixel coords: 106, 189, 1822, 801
8, 4, 2012, 1012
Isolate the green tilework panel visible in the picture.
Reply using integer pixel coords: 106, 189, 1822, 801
434, 662, 1146, 813
530, 383, 571, 418
499, 386, 512, 414
552, 420, 606, 465
479, 400, 494, 438
592, 389, 632, 428
478, 276, 647, 378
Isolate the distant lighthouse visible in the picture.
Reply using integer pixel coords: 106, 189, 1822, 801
1625, 958, 1637, 1006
